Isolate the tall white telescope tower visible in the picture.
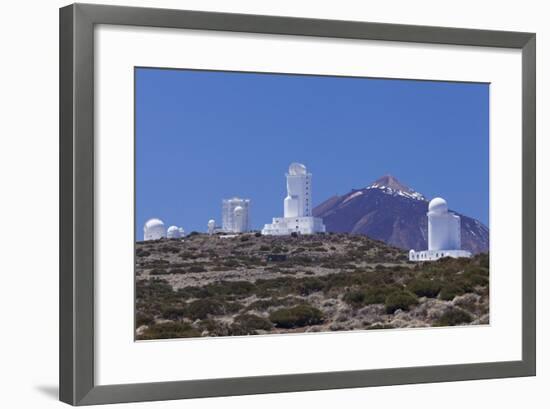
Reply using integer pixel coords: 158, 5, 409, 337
262, 162, 326, 235
284, 162, 312, 218
409, 197, 471, 261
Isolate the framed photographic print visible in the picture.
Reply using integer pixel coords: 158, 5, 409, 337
59, 3, 536, 406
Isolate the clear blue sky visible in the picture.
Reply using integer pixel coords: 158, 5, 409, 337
136, 68, 489, 235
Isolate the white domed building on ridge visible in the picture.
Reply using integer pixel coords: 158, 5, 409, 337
409, 197, 472, 261
167, 225, 183, 239
222, 197, 250, 233
262, 162, 326, 236
143, 218, 166, 241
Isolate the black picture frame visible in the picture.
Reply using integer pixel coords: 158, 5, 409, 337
59, 3, 536, 406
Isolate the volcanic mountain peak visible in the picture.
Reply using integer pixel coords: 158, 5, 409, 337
313, 174, 489, 254
365, 174, 426, 201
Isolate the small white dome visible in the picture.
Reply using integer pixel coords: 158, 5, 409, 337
144, 218, 164, 229
429, 197, 448, 214
178, 227, 185, 235
234, 206, 244, 215
288, 162, 307, 176
208, 219, 215, 226
166, 225, 181, 239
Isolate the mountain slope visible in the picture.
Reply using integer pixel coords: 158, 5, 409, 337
313, 175, 489, 254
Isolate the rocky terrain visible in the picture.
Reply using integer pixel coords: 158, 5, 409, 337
135, 232, 489, 340
313, 175, 489, 254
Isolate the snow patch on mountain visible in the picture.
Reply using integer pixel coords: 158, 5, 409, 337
365, 184, 426, 201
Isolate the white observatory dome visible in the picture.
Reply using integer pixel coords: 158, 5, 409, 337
167, 225, 181, 239
288, 162, 307, 176
143, 218, 166, 241
234, 206, 244, 215
428, 197, 448, 214
145, 218, 164, 229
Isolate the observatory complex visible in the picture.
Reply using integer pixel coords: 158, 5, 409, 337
222, 197, 250, 233
262, 162, 326, 236
409, 197, 472, 261
144, 218, 185, 241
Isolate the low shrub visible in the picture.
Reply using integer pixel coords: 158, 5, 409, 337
437, 308, 473, 326
136, 312, 154, 327
188, 265, 207, 273
169, 268, 186, 274
439, 281, 471, 301
231, 314, 273, 335
149, 268, 169, 276
407, 278, 442, 298
139, 322, 201, 340
184, 299, 224, 320
295, 277, 324, 296
160, 306, 186, 320
476, 253, 490, 269
136, 249, 151, 257
343, 285, 398, 308
343, 289, 365, 307
385, 291, 418, 314
245, 297, 301, 311
269, 304, 324, 328
184, 298, 243, 320
367, 323, 394, 330
364, 287, 392, 305
206, 281, 256, 298
223, 259, 240, 268
463, 266, 489, 286
159, 245, 179, 254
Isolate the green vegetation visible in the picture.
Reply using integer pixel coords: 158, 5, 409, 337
367, 323, 394, 330
407, 278, 442, 298
343, 285, 397, 308
140, 322, 201, 340
184, 298, 243, 320
245, 296, 303, 311
188, 265, 207, 273
231, 314, 273, 335
269, 305, 324, 328
149, 268, 169, 276
437, 308, 473, 326
385, 291, 419, 314
135, 234, 489, 339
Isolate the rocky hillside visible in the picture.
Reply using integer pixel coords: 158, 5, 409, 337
135, 232, 489, 340
313, 175, 489, 254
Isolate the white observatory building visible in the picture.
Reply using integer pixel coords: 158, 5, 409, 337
207, 219, 216, 235
166, 225, 184, 239
409, 197, 472, 261
222, 197, 250, 233
143, 218, 166, 241
262, 162, 326, 235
